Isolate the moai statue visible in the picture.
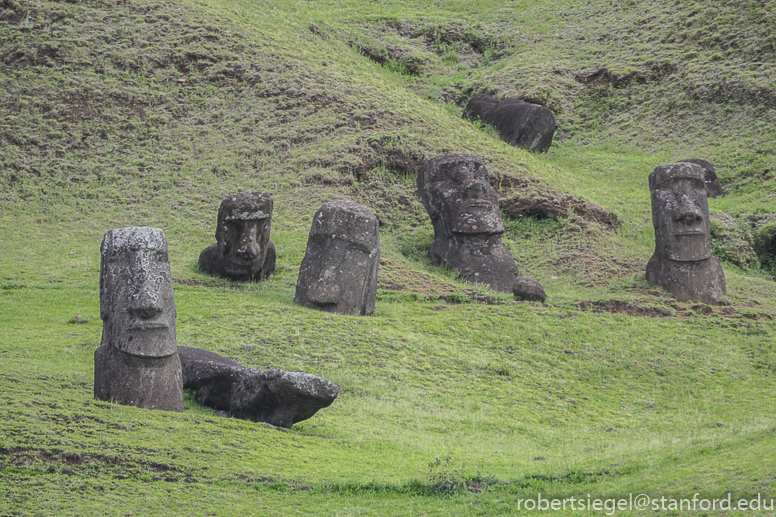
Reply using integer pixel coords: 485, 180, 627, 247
646, 162, 726, 303
178, 346, 341, 428
94, 227, 183, 411
417, 154, 519, 293
295, 200, 380, 316
199, 192, 276, 281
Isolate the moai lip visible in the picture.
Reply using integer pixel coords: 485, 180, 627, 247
646, 163, 726, 304
94, 227, 183, 412
295, 200, 380, 316
199, 191, 276, 282
417, 154, 519, 293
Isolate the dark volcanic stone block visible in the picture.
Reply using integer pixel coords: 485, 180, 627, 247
295, 200, 380, 316
94, 227, 183, 412
646, 163, 726, 303
465, 94, 556, 152
417, 154, 519, 292
199, 191, 276, 281
178, 346, 340, 428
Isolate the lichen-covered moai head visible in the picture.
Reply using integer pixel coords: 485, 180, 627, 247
95, 227, 183, 411
646, 163, 726, 303
295, 200, 380, 316
417, 153, 504, 239
199, 192, 276, 281
649, 163, 712, 262
216, 191, 274, 277
417, 154, 519, 292
100, 227, 177, 357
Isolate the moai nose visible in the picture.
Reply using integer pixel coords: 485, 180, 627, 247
237, 229, 260, 261
129, 286, 163, 320
677, 196, 702, 225
463, 181, 489, 199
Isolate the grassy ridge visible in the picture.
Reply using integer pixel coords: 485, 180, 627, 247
1, 0, 775, 514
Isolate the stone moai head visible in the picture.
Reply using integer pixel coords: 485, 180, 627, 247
96, 227, 183, 411
417, 154, 519, 293
649, 162, 711, 262
100, 227, 177, 358
417, 153, 504, 240
295, 200, 380, 316
646, 163, 726, 303
215, 191, 273, 278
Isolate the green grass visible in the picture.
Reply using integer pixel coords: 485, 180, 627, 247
2, 0, 776, 514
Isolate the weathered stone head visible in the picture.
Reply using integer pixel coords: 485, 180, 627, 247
418, 153, 504, 239
650, 163, 712, 262
418, 154, 519, 292
295, 200, 380, 316
95, 227, 183, 411
199, 191, 276, 281
646, 163, 726, 303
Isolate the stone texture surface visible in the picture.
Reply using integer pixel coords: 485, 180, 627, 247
418, 154, 519, 292
679, 159, 725, 198
94, 227, 183, 412
513, 277, 547, 302
295, 200, 380, 316
646, 163, 726, 303
465, 93, 556, 152
199, 191, 276, 281
178, 346, 340, 428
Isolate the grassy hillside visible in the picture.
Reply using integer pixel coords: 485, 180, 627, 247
1, 0, 775, 515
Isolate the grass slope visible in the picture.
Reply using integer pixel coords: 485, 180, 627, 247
1, 0, 775, 515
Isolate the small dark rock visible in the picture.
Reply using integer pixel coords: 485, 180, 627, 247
513, 277, 546, 302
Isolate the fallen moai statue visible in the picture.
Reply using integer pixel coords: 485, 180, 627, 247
418, 153, 520, 292
646, 162, 726, 303
178, 346, 340, 428
465, 93, 556, 152
199, 191, 276, 281
94, 227, 184, 412
295, 200, 380, 316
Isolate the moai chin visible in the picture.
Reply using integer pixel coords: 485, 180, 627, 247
646, 162, 726, 303
417, 153, 519, 292
295, 200, 380, 316
94, 227, 184, 411
198, 192, 276, 281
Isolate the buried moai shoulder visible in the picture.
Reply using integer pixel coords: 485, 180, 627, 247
94, 227, 183, 412
646, 162, 726, 304
295, 200, 380, 316
199, 191, 276, 282
417, 153, 519, 293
